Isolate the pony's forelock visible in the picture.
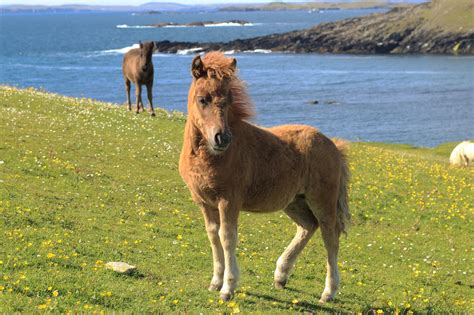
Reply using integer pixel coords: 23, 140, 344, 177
201, 52, 255, 121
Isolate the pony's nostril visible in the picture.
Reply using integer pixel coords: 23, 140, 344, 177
215, 132, 231, 148
215, 133, 223, 146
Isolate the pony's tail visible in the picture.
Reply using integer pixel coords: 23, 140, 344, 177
333, 139, 351, 236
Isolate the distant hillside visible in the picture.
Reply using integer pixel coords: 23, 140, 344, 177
154, 0, 474, 54
220, 0, 426, 11
0, 2, 212, 13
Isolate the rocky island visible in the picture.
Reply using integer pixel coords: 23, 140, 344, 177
148, 20, 252, 28
153, 0, 473, 55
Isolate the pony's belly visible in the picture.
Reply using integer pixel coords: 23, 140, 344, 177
242, 188, 300, 213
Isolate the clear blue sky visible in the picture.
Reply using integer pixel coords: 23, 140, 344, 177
5, 0, 314, 5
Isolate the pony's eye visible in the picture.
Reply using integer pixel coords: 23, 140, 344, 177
197, 96, 208, 107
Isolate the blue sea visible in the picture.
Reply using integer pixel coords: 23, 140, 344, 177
1, 10, 473, 146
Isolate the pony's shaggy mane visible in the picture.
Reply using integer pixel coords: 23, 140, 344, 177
201, 52, 255, 121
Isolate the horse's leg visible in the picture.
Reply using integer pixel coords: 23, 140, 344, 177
135, 84, 142, 114
306, 192, 340, 303
146, 82, 156, 117
218, 200, 240, 301
200, 205, 225, 291
125, 79, 131, 111
274, 196, 318, 289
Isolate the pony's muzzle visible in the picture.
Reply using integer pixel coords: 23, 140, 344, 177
213, 131, 232, 152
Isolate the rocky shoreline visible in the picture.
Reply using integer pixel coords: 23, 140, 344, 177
153, 3, 473, 55
148, 20, 251, 28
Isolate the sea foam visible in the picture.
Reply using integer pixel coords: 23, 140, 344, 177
116, 24, 155, 29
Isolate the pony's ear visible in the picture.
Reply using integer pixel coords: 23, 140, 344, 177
139, 41, 143, 49
153, 41, 159, 51
191, 55, 206, 79
229, 58, 237, 72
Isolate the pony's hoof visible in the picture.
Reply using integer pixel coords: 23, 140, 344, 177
318, 293, 335, 304
274, 280, 286, 289
135, 111, 140, 114
150, 112, 156, 117
208, 283, 222, 292
220, 292, 233, 302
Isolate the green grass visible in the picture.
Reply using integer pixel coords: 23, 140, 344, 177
0, 86, 472, 314
422, 0, 474, 32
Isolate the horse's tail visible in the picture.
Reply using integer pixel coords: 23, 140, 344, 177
333, 139, 351, 235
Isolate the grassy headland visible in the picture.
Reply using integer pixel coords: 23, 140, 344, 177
220, 0, 410, 11
0, 86, 472, 313
155, 0, 474, 54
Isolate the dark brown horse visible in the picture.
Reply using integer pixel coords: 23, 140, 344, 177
122, 41, 157, 116
179, 52, 351, 303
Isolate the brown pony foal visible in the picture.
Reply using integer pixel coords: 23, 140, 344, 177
179, 52, 350, 303
122, 41, 157, 116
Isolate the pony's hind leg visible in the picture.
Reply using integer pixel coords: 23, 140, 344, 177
274, 195, 319, 289
146, 83, 156, 117
305, 192, 341, 303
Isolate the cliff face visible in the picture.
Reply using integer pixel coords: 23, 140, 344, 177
154, 1, 474, 55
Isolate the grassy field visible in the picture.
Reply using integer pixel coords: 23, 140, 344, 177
0, 86, 472, 314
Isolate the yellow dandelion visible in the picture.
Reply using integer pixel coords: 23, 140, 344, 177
237, 292, 246, 299
405, 303, 411, 309
172, 299, 179, 305
377, 310, 384, 315
47, 253, 55, 259
37, 304, 47, 310
291, 298, 299, 304
53, 290, 59, 297
176, 234, 183, 240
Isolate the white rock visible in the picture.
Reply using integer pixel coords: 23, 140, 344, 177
105, 262, 137, 274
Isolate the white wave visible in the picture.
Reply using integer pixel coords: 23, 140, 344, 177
117, 23, 258, 29
224, 50, 235, 55
162, 25, 188, 28
204, 22, 256, 27
176, 47, 203, 55
243, 49, 272, 54
101, 44, 140, 55
116, 24, 155, 29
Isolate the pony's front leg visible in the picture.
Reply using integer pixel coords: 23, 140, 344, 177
135, 84, 142, 114
200, 205, 225, 291
218, 200, 240, 301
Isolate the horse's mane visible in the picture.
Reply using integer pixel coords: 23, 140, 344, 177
201, 52, 255, 121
